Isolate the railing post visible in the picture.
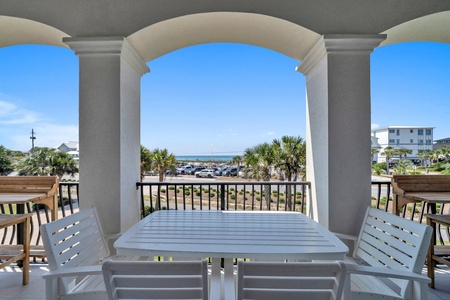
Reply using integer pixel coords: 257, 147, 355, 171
220, 184, 225, 210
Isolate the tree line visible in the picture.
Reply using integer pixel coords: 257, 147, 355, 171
372, 145, 450, 175
0, 146, 78, 177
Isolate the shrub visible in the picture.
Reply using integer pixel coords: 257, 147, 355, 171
256, 196, 261, 201
160, 188, 166, 193
195, 191, 201, 196
230, 194, 236, 200
168, 186, 175, 190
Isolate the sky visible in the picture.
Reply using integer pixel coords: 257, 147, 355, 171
0, 41, 449, 155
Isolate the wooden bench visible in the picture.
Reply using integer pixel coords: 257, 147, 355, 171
391, 175, 450, 218
337, 206, 432, 299
0, 213, 33, 285
0, 176, 59, 259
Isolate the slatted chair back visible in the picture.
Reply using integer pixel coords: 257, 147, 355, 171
102, 259, 209, 300
40, 206, 109, 297
353, 207, 433, 298
236, 261, 347, 300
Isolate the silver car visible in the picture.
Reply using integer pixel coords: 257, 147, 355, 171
196, 169, 215, 178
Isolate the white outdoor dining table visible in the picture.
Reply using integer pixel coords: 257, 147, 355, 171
114, 210, 349, 300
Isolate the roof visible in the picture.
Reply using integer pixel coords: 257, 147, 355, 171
372, 126, 435, 132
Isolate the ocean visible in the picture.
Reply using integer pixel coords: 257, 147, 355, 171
175, 155, 235, 162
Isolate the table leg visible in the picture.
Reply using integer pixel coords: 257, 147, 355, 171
223, 258, 235, 300
210, 258, 221, 300
427, 218, 436, 288
22, 216, 30, 285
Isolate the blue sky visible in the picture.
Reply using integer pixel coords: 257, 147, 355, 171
0, 41, 449, 155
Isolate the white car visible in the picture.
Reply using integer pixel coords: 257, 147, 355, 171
196, 169, 215, 178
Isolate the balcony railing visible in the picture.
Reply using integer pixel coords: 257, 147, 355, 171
136, 181, 312, 217
2, 180, 450, 258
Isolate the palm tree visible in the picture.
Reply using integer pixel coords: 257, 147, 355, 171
438, 146, 450, 162
151, 148, 176, 182
396, 148, 412, 159
0, 145, 14, 176
272, 136, 306, 210
16, 147, 78, 177
380, 146, 396, 174
49, 151, 79, 178
231, 155, 243, 168
243, 143, 277, 209
417, 149, 432, 167
393, 159, 413, 175
371, 148, 380, 164
140, 145, 153, 181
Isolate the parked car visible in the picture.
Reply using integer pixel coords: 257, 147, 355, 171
215, 168, 227, 176
221, 168, 232, 176
188, 167, 205, 175
228, 167, 239, 176
196, 169, 215, 178
177, 165, 194, 175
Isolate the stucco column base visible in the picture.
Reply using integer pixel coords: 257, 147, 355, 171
297, 34, 385, 236
64, 37, 149, 248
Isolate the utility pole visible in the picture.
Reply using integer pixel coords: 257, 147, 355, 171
30, 129, 36, 152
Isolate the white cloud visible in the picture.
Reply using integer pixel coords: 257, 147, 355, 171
371, 123, 380, 130
0, 99, 78, 151
0, 100, 39, 124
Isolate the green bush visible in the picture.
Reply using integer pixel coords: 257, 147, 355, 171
168, 186, 175, 190
160, 188, 166, 193
230, 194, 236, 200
371, 162, 387, 175
256, 196, 261, 201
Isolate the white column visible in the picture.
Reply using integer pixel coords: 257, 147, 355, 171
64, 37, 149, 239
297, 34, 385, 235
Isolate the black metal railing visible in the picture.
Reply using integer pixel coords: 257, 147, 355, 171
3, 180, 450, 259
136, 181, 312, 218
0, 182, 79, 261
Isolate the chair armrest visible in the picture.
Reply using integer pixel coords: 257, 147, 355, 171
345, 264, 431, 283
391, 182, 405, 196
333, 232, 357, 241
333, 232, 358, 251
42, 265, 102, 279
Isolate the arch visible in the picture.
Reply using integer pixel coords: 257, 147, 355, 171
0, 16, 68, 49
127, 12, 320, 62
382, 11, 450, 46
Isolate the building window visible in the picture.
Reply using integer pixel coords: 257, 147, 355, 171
418, 129, 424, 135
410, 139, 414, 143
396, 139, 400, 145
396, 129, 400, 136
426, 139, 432, 145
389, 129, 395, 133
418, 139, 424, 145
389, 139, 395, 143
426, 129, 432, 135
410, 129, 413, 133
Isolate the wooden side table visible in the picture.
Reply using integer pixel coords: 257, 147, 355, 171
0, 213, 33, 285
425, 213, 450, 288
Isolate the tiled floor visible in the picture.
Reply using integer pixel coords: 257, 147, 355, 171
1, 262, 450, 300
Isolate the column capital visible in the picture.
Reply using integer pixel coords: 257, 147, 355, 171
296, 34, 386, 75
63, 36, 149, 76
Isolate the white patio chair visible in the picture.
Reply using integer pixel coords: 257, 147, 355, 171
102, 259, 209, 300
40, 206, 150, 300
236, 261, 347, 300
336, 206, 432, 300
